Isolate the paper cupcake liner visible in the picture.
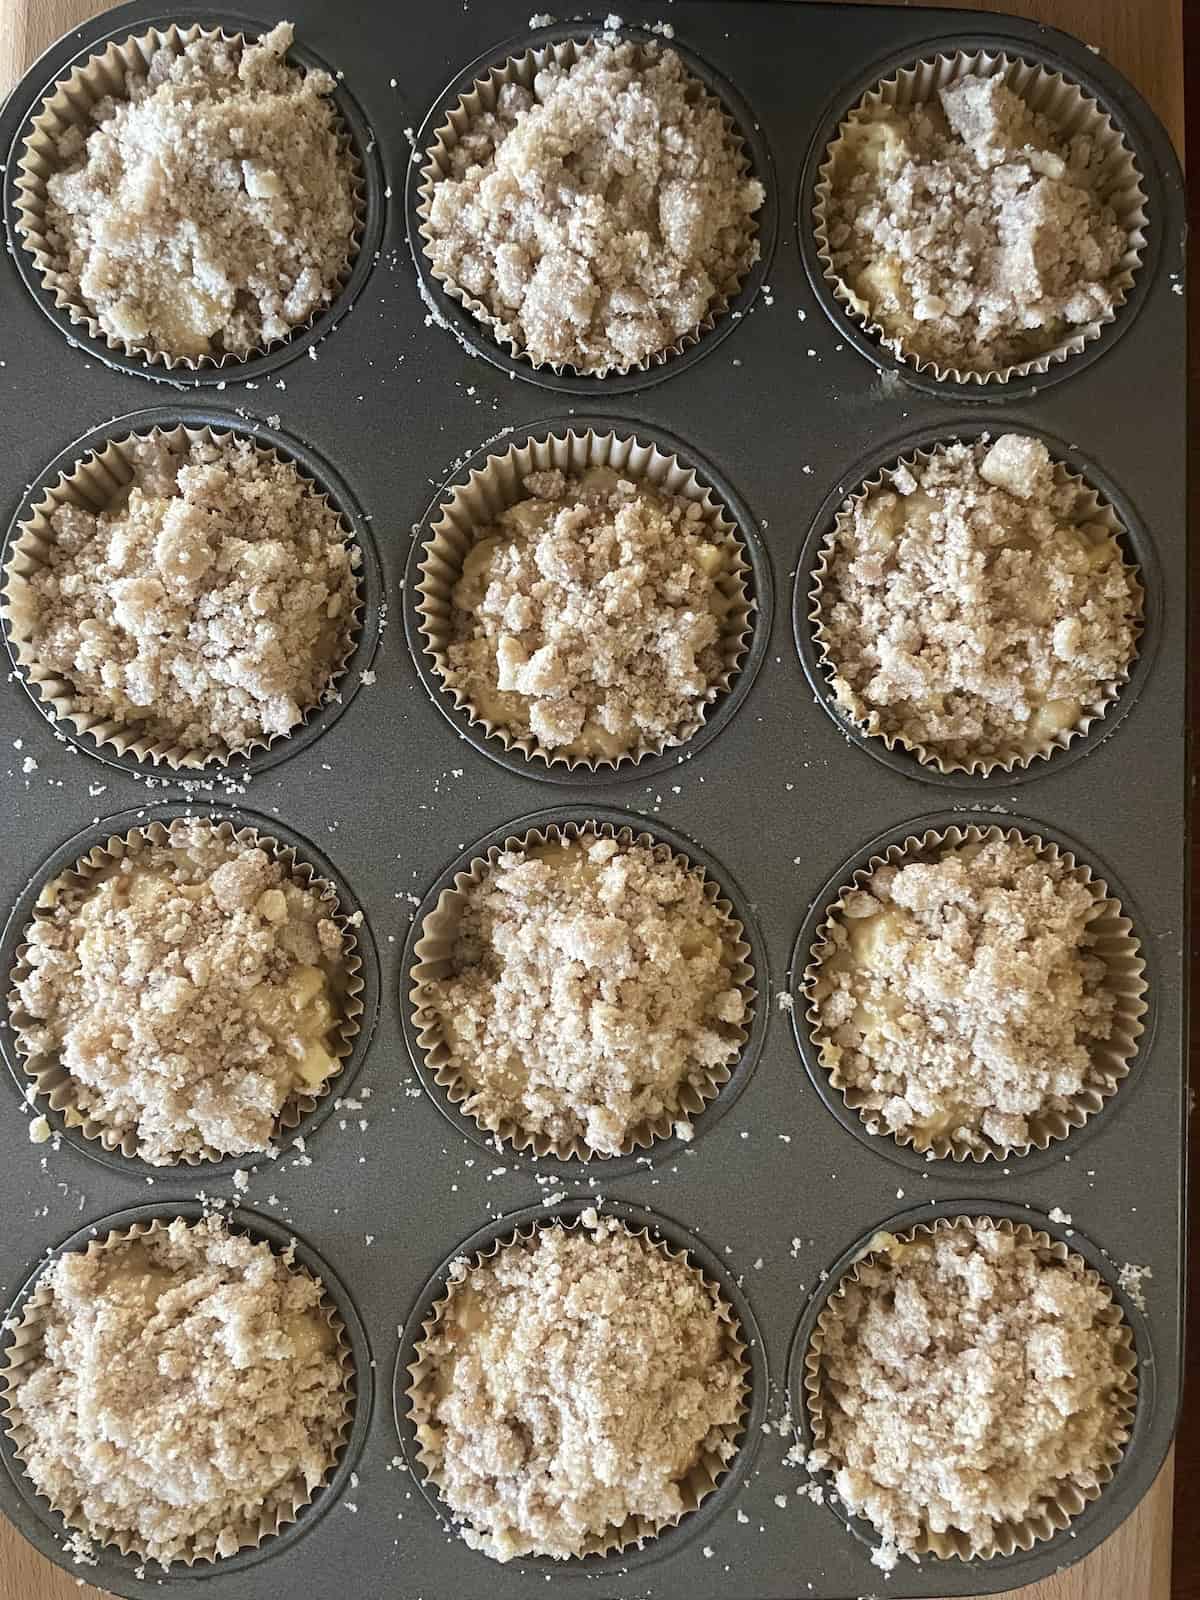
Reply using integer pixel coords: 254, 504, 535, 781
416, 427, 755, 773
801, 1214, 1138, 1561
1, 1213, 355, 1568
405, 1211, 750, 1560
808, 438, 1145, 777
13, 23, 366, 373
812, 49, 1149, 385
1, 423, 365, 770
7, 815, 365, 1165
416, 32, 762, 378
802, 823, 1146, 1162
409, 818, 756, 1160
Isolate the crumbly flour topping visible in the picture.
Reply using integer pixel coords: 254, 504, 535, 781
39, 21, 357, 358
810, 837, 1117, 1152
13, 819, 347, 1164
443, 466, 739, 757
24, 434, 358, 757
424, 41, 763, 371
415, 1212, 744, 1560
7, 1216, 347, 1566
819, 434, 1139, 765
422, 834, 747, 1155
827, 75, 1128, 370
811, 1222, 1131, 1558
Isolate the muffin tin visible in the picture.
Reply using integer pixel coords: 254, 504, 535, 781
0, 3, 1185, 1597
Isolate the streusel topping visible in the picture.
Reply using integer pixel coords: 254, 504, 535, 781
22, 433, 358, 758
414, 1212, 744, 1561
810, 1222, 1131, 1562
818, 434, 1139, 766
421, 834, 747, 1155
37, 21, 357, 358
442, 466, 741, 757
810, 837, 1117, 1153
826, 75, 1128, 371
7, 1216, 348, 1566
424, 41, 763, 372
13, 819, 347, 1164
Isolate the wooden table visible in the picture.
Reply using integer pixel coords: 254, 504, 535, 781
0, 0, 1183, 1597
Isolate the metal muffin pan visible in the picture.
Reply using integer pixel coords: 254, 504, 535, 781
0, 3, 1184, 1598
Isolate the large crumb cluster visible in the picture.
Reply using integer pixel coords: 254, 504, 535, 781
37, 21, 357, 358
810, 1222, 1131, 1561
442, 466, 739, 757
24, 434, 358, 758
818, 434, 1139, 766
424, 41, 763, 371
8, 1216, 348, 1566
810, 837, 1117, 1153
421, 834, 747, 1155
414, 1212, 744, 1560
826, 76, 1128, 370
13, 819, 347, 1164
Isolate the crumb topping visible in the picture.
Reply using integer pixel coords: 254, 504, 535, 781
415, 1213, 744, 1560
811, 1222, 1131, 1557
810, 837, 1117, 1152
826, 76, 1128, 370
38, 21, 357, 358
8, 1216, 348, 1565
421, 834, 747, 1155
442, 466, 740, 757
818, 435, 1139, 765
23, 434, 359, 758
13, 819, 347, 1164
424, 41, 763, 372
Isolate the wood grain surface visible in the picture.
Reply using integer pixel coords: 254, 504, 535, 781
0, 1, 1184, 1598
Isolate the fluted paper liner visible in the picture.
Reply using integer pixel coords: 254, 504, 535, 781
409, 819, 755, 1160
416, 33, 762, 378
7, 815, 365, 1165
812, 50, 1148, 385
801, 1214, 1138, 1561
14, 23, 366, 372
406, 1212, 750, 1559
416, 428, 755, 772
1, 424, 365, 770
1, 1214, 354, 1567
803, 824, 1146, 1162
808, 438, 1144, 776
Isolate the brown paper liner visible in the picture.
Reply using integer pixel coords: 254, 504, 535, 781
416, 427, 754, 772
812, 50, 1148, 385
410, 819, 755, 1160
405, 1211, 749, 1560
802, 1214, 1138, 1561
416, 34, 761, 378
803, 823, 1146, 1162
13, 23, 366, 372
7, 815, 365, 1165
1, 1214, 354, 1567
1, 424, 365, 770
808, 438, 1144, 776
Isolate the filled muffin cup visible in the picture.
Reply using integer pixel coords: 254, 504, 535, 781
811, 48, 1148, 386
807, 436, 1145, 778
1, 421, 368, 771
801, 822, 1147, 1163
408, 816, 757, 1161
2, 1212, 355, 1568
800, 1213, 1138, 1562
6, 815, 365, 1166
12, 22, 367, 374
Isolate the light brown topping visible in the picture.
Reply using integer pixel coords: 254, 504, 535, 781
424, 41, 763, 372
7, 1216, 348, 1565
13, 819, 347, 1164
